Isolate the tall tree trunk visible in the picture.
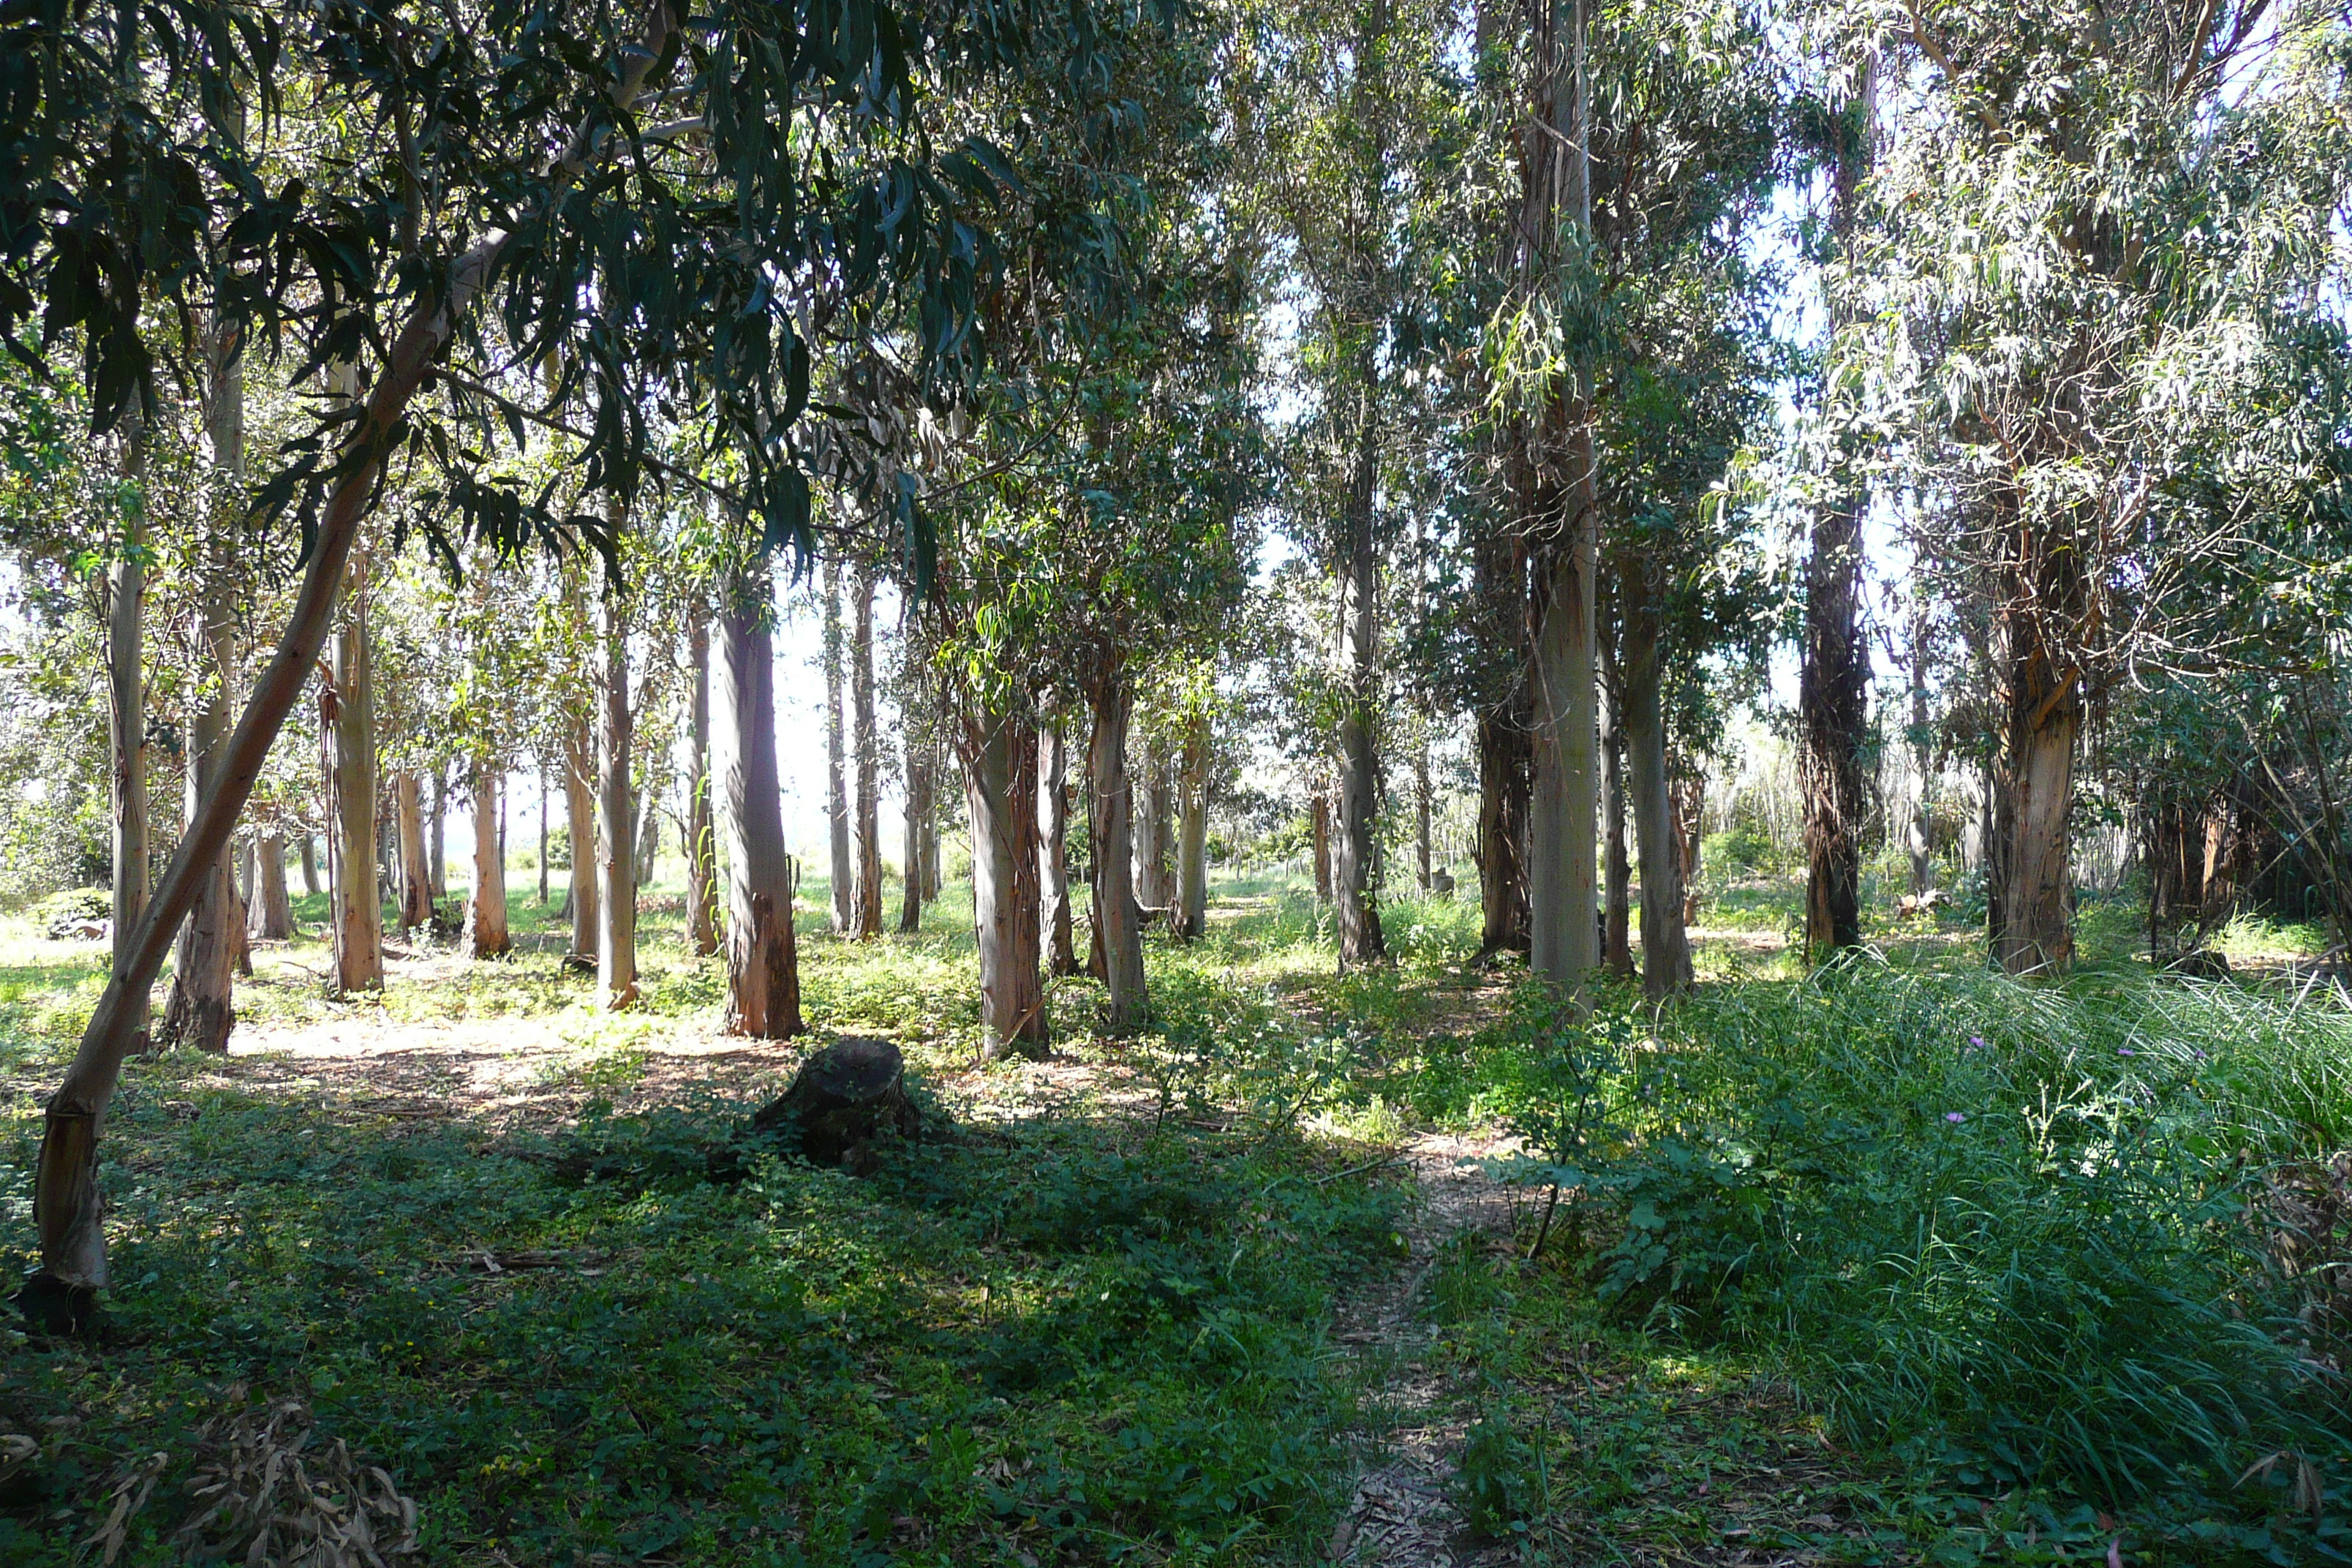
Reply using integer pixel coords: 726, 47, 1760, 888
564, 716, 598, 965
1601, 646, 1633, 978
962, 703, 1046, 1058
1673, 764, 1705, 927
106, 414, 150, 1049
900, 728, 930, 934
330, 549, 385, 993
300, 833, 319, 897
1041, 725, 1077, 971
1134, 743, 1173, 911
538, 770, 550, 907
713, 588, 804, 1037
851, 559, 883, 938
251, 826, 293, 940
634, 788, 660, 887
161, 326, 246, 1052
1414, 742, 1432, 894
1522, 0, 1599, 990
429, 767, 448, 902
1177, 709, 1210, 941
598, 579, 638, 1009
231, 838, 255, 976
921, 803, 941, 900
687, 608, 722, 956
1088, 669, 1147, 1033
823, 559, 854, 934
393, 772, 432, 932
465, 761, 510, 957
1620, 560, 1690, 998
1333, 381, 1386, 969
1799, 67, 1873, 961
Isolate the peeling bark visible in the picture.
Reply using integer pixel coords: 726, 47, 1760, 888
715, 590, 804, 1039
963, 704, 1047, 1058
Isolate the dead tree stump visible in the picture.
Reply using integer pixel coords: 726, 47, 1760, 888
752, 1037, 924, 1171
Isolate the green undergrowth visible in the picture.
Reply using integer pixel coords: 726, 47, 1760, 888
1409, 965, 2352, 1563
0, 1061, 1406, 1564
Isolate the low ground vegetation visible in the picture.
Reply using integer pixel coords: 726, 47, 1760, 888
2, 867, 2348, 1564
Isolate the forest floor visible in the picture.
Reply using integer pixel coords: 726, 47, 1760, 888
0, 863, 2343, 1565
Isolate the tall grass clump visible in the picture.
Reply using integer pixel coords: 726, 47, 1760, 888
1491, 966, 2352, 1525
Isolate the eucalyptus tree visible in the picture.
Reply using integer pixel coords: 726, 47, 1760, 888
10, 0, 1172, 1317
1852, 0, 2352, 974
1265, 0, 1469, 970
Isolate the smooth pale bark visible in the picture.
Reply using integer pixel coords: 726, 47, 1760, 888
251, 827, 293, 939
1176, 709, 1210, 941
1600, 650, 1633, 979
231, 839, 254, 977
300, 834, 319, 896
714, 595, 803, 1037
329, 549, 385, 993
429, 768, 448, 901
900, 732, 930, 934
851, 559, 883, 938
393, 772, 432, 931
161, 333, 246, 1052
964, 704, 1047, 1058
107, 415, 150, 1047
564, 717, 599, 965
1088, 672, 1147, 1033
921, 809, 941, 900
597, 582, 638, 1009
1619, 562, 1691, 999
1041, 725, 1077, 972
464, 762, 510, 957
823, 559, 853, 934
1332, 384, 1386, 970
538, 770, 550, 907
1134, 745, 1174, 911
1523, 0, 1601, 992
686, 609, 722, 956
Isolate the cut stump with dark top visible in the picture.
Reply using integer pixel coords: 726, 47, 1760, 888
753, 1037, 924, 1171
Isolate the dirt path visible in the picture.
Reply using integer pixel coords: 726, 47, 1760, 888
1324, 1129, 1522, 1568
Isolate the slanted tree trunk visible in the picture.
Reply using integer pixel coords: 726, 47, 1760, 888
251, 826, 294, 940
714, 588, 803, 1038
851, 559, 883, 938
106, 414, 151, 1049
1040, 725, 1078, 971
900, 730, 930, 934
1600, 645, 1633, 978
1619, 559, 1691, 999
962, 703, 1046, 1058
26, 129, 660, 1295
597, 577, 638, 1009
1088, 669, 1147, 1033
564, 715, 598, 965
1177, 708, 1210, 941
1522, 0, 1600, 992
823, 559, 854, 934
393, 773, 431, 932
686, 608, 722, 956
464, 760, 510, 958
330, 549, 385, 993
428, 767, 448, 902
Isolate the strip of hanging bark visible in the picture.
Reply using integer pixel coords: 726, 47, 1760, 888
751, 1038, 924, 1172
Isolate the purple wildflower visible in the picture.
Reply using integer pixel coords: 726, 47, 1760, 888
1945, 1112, 1967, 1123
1968, 1035, 1986, 1050
2118, 1047, 2136, 1058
